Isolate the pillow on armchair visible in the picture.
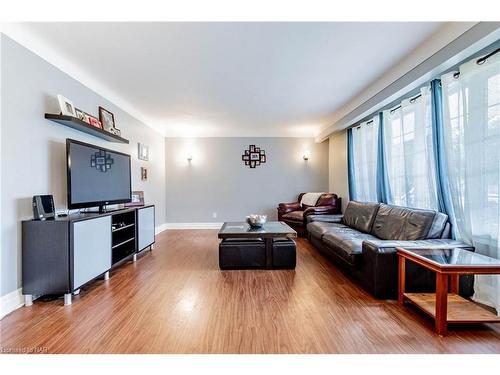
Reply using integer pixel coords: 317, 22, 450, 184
300, 192, 325, 208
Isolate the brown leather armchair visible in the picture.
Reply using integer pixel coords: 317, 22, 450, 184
278, 193, 341, 236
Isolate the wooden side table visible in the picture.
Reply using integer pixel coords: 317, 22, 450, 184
396, 247, 500, 336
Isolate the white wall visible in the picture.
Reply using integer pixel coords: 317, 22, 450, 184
328, 131, 349, 212
0, 35, 166, 299
165, 137, 329, 223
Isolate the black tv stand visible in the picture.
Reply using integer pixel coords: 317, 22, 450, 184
22, 205, 156, 306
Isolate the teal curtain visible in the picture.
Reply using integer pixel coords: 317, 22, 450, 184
430, 79, 456, 231
376, 112, 392, 203
347, 128, 356, 200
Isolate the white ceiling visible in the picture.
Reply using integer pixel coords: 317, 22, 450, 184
21, 22, 443, 137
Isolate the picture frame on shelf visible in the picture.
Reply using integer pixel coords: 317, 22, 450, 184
99, 106, 116, 133
81, 112, 92, 124
75, 108, 85, 121
124, 191, 145, 207
57, 94, 76, 117
88, 116, 103, 129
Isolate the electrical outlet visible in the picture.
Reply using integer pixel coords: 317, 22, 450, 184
212, 212, 217, 219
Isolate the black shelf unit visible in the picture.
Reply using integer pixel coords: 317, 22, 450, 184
111, 210, 136, 264
45, 113, 129, 144
22, 205, 155, 306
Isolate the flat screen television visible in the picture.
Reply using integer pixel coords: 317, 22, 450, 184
66, 139, 131, 211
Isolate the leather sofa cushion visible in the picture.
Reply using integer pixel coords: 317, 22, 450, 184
282, 210, 304, 223
342, 201, 380, 233
306, 214, 343, 224
307, 221, 346, 239
322, 226, 378, 264
371, 204, 439, 241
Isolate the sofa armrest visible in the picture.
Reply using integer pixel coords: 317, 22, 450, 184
360, 239, 474, 299
277, 201, 300, 214
303, 205, 338, 217
363, 239, 474, 255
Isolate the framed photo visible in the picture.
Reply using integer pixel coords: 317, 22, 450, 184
256, 160, 261, 166
99, 106, 116, 133
250, 161, 256, 168
75, 108, 85, 121
244, 150, 249, 155
249, 145, 255, 152
260, 155, 266, 163
141, 167, 148, 181
242, 154, 249, 161
57, 94, 76, 117
245, 161, 250, 166
138, 143, 150, 161
250, 152, 260, 161
125, 191, 145, 207
260, 150, 265, 155
88, 116, 103, 129
81, 112, 91, 124
255, 147, 260, 153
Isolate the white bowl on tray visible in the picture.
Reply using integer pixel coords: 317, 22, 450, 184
246, 214, 267, 228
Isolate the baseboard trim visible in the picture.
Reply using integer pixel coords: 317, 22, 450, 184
155, 223, 169, 234
164, 223, 223, 230
0, 288, 24, 320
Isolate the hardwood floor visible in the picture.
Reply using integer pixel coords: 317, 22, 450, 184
1, 229, 499, 354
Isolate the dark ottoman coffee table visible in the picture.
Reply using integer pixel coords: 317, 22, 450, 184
218, 221, 297, 270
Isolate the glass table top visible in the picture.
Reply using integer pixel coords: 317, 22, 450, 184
218, 221, 296, 237
401, 248, 500, 266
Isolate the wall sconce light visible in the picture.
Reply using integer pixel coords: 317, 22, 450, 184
303, 150, 311, 161
187, 154, 193, 162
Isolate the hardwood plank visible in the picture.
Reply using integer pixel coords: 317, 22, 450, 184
404, 293, 500, 323
0, 230, 499, 354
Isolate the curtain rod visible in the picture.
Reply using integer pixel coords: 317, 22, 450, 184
390, 47, 499, 114
477, 47, 500, 65
389, 93, 422, 114
453, 47, 499, 79
355, 46, 500, 127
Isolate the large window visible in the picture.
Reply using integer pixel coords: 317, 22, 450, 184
383, 87, 439, 209
441, 53, 500, 311
345, 47, 500, 312
349, 116, 379, 202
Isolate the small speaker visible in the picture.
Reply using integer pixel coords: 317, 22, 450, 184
32, 195, 55, 220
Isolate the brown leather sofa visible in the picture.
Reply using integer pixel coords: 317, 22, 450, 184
278, 193, 341, 236
307, 201, 475, 299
